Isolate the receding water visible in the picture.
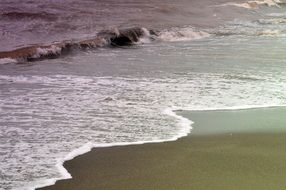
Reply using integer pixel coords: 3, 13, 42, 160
180, 107, 286, 135
1, 0, 286, 190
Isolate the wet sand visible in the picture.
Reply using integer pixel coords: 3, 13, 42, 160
39, 107, 286, 190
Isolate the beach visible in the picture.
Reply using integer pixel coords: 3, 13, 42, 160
39, 107, 286, 190
2, 1, 286, 189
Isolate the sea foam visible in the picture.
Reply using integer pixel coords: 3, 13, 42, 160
0, 58, 17, 65
217, 0, 281, 9
3, 17, 286, 190
158, 27, 210, 42
29, 103, 286, 190
30, 107, 193, 190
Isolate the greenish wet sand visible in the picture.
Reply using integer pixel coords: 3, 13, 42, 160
39, 107, 286, 190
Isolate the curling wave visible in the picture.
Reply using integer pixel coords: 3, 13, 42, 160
0, 27, 150, 63
0, 26, 210, 64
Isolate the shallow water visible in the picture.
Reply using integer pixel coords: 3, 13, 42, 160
180, 107, 286, 135
1, 0, 286, 190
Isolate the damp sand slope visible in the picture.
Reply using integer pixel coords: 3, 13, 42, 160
39, 107, 286, 190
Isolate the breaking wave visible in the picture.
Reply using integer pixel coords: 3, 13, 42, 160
0, 58, 18, 65
217, 0, 281, 9
0, 26, 210, 64
2, 1, 286, 189
157, 27, 210, 42
0, 27, 145, 63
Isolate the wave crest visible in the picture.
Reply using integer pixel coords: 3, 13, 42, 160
157, 27, 210, 42
218, 0, 281, 9
0, 27, 148, 63
0, 26, 210, 64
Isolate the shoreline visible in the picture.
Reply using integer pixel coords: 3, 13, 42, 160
36, 106, 286, 190
31, 107, 193, 190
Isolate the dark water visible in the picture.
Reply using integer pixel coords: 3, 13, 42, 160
1, 0, 286, 190
0, 0, 261, 51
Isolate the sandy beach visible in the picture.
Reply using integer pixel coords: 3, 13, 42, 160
38, 107, 286, 190
3, 1, 286, 189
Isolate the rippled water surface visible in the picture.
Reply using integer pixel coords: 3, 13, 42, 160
2, 0, 286, 189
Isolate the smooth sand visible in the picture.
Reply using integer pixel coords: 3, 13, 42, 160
39, 107, 286, 190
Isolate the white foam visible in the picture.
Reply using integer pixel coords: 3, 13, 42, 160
158, 27, 210, 42
3, 38, 286, 190
267, 12, 286, 17
0, 58, 18, 65
258, 18, 286, 25
28, 102, 286, 190
137, 27, 152, 44
30, 107, 193, 190
217, 0, 281, 9
28, 98, 286, 190
257, 29, 282, 36
163, 107, 193, 138
32, 45, 62, 59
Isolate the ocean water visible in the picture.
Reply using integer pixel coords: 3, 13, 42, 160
1, 0, 286, 189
